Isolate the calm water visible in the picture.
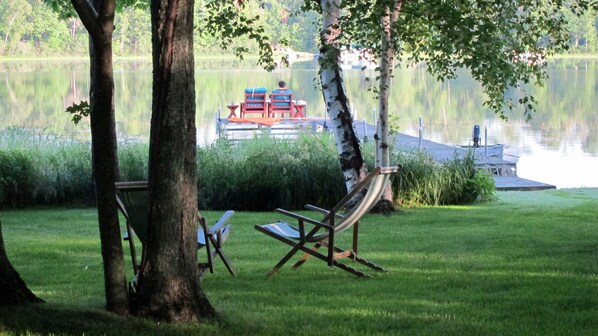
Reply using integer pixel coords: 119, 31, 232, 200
1, 59, 597, 188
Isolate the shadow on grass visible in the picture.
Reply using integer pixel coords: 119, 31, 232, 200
0, 304, 222, 336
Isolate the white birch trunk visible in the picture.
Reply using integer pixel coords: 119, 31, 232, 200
375, 1, 403, 211
319, 0, 368, 197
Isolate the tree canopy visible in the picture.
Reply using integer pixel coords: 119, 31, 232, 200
305, 0, 597, 121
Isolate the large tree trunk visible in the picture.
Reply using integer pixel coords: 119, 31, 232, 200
0, 219, 44, 305
71, 0, 129, 315
131, 0, 215, 322
318, 0, 368, 202
89, 38, 129, 315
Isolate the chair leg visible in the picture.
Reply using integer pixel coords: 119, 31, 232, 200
350, 253, 388, 272
330, 259, 372, 278
208, 235, 236, 276
267, 245, 302, 276
291, 241, 372, 278
221, 255, 236, 276
330, 244, 388, 272
215, 245, 236, 276
291, 243, 322, 270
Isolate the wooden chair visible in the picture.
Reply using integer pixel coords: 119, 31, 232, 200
115, 181, 236, 277
240, 87, 268, 118
254, 166, 400, 277
269, 92, 294, 118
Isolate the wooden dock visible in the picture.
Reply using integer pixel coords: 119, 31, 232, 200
313, 117, 556, 191
216, 116, 556, 191
493, 176, 555, 191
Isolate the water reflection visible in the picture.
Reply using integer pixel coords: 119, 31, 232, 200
0, 59, 597, 188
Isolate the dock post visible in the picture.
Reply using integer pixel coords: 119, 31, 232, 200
363, 119, 368, 142
484, 126, 488, 156
418, 116, 423, 148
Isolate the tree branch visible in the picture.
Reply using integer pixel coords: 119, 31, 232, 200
70, 0, 103, 39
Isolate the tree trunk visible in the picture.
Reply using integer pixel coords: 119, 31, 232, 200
318, 0, 368, 203
89, 38, 130, 315
0, 219, 44, 306
131, 0, 215, 322
373, 3, 396, 214
71, 0, 130, 315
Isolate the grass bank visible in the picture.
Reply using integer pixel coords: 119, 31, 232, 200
0, 188, 597, 335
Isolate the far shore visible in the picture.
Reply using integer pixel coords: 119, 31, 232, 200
2, 53, 598, 63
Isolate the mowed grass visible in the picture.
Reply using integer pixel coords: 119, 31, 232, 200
0, 188, 597, 335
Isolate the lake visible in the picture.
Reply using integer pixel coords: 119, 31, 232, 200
1, 59, 597, 189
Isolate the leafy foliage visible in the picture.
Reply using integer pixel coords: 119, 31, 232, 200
43, 0, 146, 20
201, 0, 281, 71
65, 100, 90, 125
338, 0, 597, 120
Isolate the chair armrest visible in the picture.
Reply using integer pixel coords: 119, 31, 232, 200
275, 208, 333, 230
208, 210, 235, 234
304, 204, 345, 219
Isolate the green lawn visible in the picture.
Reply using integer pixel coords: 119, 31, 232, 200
1, 188, 597, 336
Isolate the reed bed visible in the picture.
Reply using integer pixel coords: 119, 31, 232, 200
0, 128, 495, 209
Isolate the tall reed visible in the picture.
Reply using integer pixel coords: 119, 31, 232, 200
0, 127, 495, 209
197, 135, 345, 210
392, 149, 496, 206
0, 127, 92, 206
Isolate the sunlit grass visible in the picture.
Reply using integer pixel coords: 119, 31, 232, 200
1, 188, 597, 335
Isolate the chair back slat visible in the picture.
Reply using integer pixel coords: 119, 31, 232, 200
241, 88, 268, 117
269, 92, 294, 118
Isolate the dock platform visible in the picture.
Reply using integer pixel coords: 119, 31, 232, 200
216, 115, 556, 191
493, 176, 556, 191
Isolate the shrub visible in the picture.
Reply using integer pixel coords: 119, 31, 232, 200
392, 149, 496, 206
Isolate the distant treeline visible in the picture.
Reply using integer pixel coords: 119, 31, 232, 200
3, 1, 598, 58
0, 0, 318, 57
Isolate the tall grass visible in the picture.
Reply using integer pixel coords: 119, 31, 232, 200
393, 149, 496, 206
0, 128, 92, 206
197, 136, 345, 210
0, 127, 495, 209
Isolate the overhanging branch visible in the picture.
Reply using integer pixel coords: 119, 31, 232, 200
70, 0, 103, 40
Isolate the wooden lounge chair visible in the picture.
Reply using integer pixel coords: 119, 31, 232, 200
269, 92, 294, 118
240, 87, 268, 118
254, 166, 400, 277
115, 181, 236, 277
